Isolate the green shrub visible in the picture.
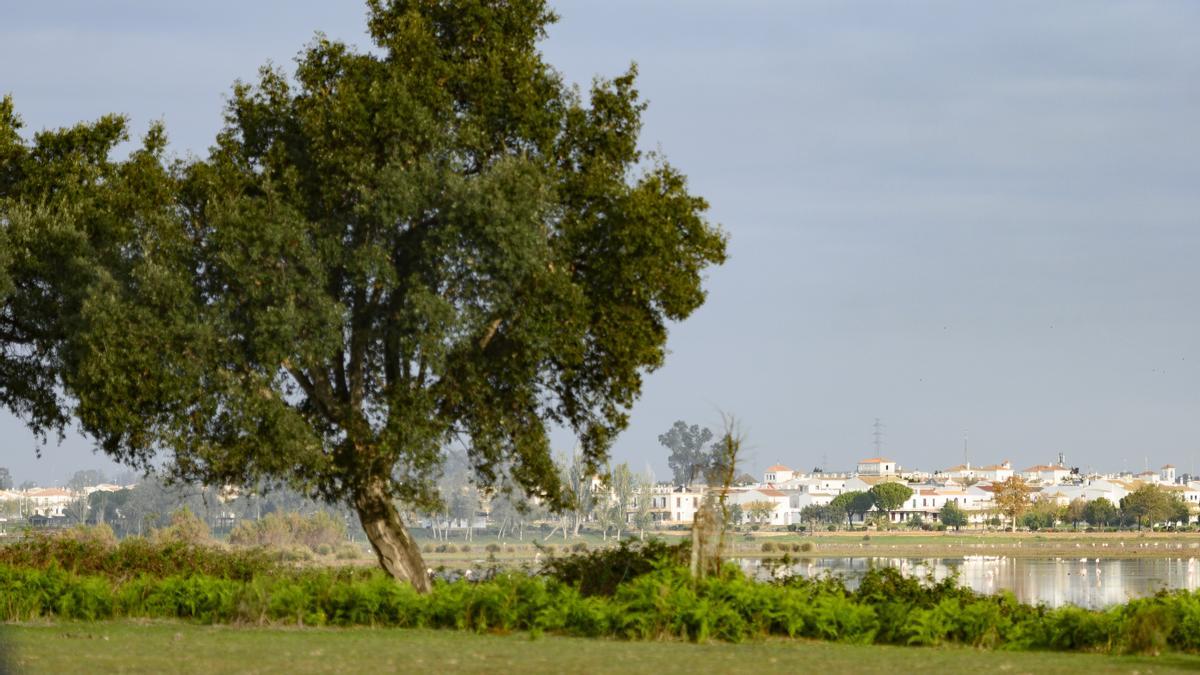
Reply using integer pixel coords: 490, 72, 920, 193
0, 532, 277, 580
541, 539, 687, 598
761, 542, 776, 553
7, 549, 1200, 655
228, 511, 347, 553
149, 508, 212, 546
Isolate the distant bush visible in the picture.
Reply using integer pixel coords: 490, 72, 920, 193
229, 511, 347, 554
485, 544, 501, 553
149, 508, 212, 547
0, 530, 276, 581
61, 523, 118, 548
571, 542, 588, 553
761, 542, 776, 553
335, 544, 361, 560
799, 542, 813, 553
540, 539, 688, 598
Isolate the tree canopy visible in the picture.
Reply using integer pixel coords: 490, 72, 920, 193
993, 476, 1032, 528
1120, 485, 1174, 530
0, 0, 726, 590
658, 420, 715, 485
939, 501, 968, 530
868, 482, 912, 513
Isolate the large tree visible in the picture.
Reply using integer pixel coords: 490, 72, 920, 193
0, 1, 725, 590
992, 476, 1032, 530
868, 482, 913, 518
658, 420, 715, 485
938, 501, 968, 531
1083, 497, 1118, 529
1120, 485, 1173, 530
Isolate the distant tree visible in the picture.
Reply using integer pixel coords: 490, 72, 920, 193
605, 463, 636, 540
0, 467, 12, 490
63, 497, 89, 525
869, 483, 913, 519
727, 503, 745, 529
658, 421, 715, 485
939, 501, 968, 530
1120, 485, 1173, 530
744, 499, 777, 526
17, 480, 36, 491
1169, 496, 1191, 526
1065, 498, 1087, 530
993, 477, 1033, 529
1083, 497, 1118, 528
1020, 500, 1061, 530
800, 504, 830, 529
87, 489, 130, 530
906, 514, 925, 530
850, 492, 877, 525
632, 472, 656, 540
830, 491, 872, 528
66, 469, 107, 492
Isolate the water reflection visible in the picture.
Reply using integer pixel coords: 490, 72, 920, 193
740, 556, 1200, 609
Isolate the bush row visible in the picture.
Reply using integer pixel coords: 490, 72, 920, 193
0, 531, 279, 581
2, 561, 1198, 654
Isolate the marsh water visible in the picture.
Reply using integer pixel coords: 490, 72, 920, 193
740, 556, 1200, 609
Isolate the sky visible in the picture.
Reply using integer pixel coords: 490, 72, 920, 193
2, 1, 1199, 486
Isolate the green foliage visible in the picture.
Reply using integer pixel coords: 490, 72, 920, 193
149, 507, 213, 546
0, 529, 277, 581
869, 483, 913, 513
9, 555, 1200, 655
1121, 485, 1175, 530
0, 0, 726, 585
938, 502, 968, 530
228, 511, 348, 553
539, 539, 687, 597
658, 421, 715, 485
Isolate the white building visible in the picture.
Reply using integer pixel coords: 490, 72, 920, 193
1162, 465, 1177, 483
762, 464, 795, 484
1021, 464, 1072, 485
856, 457, 898, 477
975, 461, 1013, 482
24, 487, 75, 517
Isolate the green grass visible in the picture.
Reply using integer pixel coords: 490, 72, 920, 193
4, 621, 1200, 674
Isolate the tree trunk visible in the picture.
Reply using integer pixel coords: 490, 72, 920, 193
353, 478, 432, 593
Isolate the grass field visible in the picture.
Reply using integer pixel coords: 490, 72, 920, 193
4, 621, 1200, 674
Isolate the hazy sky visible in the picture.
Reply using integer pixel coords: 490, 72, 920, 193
3, 1, 1199, 486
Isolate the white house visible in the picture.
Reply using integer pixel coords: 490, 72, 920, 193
24, 487, 75, 517
763, 464, 795, 484
1021, 464, 1072, 485
856, 457, 898, 477
1162, 465, 1177, 484
975, 461, 1013, 482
